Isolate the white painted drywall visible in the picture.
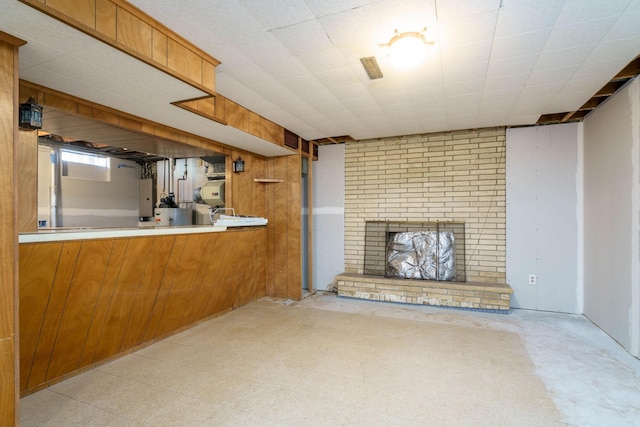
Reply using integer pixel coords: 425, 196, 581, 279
583, 77, 640, 358
506, 123, 580, 313
312, 144, 345, 291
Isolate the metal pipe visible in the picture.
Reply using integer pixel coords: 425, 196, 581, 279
176, 158, 187, 207
50, 147, 63, 227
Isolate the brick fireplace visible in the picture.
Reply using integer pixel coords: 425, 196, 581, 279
338, 127, 512, 312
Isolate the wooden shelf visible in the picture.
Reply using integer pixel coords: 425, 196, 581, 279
254, 178, 283, 183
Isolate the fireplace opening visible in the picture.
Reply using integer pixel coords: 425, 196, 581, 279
364, 221, 466, 282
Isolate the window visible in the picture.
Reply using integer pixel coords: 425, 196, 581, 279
61, 149, 111, 181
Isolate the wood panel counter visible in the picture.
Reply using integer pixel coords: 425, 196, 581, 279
18, 225, 267, 395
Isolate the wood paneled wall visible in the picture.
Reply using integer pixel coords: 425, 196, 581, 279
265, 155, 302, 300
19, 81, 235, 156
0, 32, 25, 427
20, 0, 219, 94
19, 228, 267, 394
19, 80, 304, 303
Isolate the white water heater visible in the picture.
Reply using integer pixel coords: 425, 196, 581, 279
194, 180, 225, 207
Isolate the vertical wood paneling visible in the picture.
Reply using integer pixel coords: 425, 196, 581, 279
180, 234, 219, 325
286, 156, 302, 300
144, 234, 188, 340
116, 8, 152, 58
17, 129, 37, 232
203, 61, 215, 91
120, 236, 174, 350
94, 238, 151, 359
167, 39, 202, 85
186, 234, 226, 324
26, 242, 82, 389
156, 233, 208, 335
46, 239, 112, 381
18, 243, 62, 390
0, 35, 19, 427
152, 28, 168, 66
224, 98, 248, 132
95, 0, 116, 39
252, 157, 267, 218
269, 157, 289, 298
79, 238, 127, 367
19, 229, 269, 394
45, 0, 95, 28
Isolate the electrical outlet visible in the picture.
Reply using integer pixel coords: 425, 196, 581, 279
529, 274, 536, 285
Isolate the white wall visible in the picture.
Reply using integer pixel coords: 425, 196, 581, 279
60, 156, 141, 227
506, 124, 581, 313
583, 77, 640, 358
312, 144, 345, 290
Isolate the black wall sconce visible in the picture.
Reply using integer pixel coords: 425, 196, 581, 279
19, 96, 43, 130
232, 157, 245, 173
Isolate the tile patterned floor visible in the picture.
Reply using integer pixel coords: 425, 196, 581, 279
19, 292, 640, 426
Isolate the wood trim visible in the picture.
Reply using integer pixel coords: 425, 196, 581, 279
172, 95, 228, 125
0, 31, 27, 47
307, 155, 314, 293
19, 80, 243, 157
19, 0, 219, 95
0, 38, 19, 427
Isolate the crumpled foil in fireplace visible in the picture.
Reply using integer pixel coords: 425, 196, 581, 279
386, 231, 456, 281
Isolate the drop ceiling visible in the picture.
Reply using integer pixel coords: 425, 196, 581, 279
2, 0, 640, 150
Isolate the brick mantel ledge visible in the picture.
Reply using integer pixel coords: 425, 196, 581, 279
336, 273, 513, 313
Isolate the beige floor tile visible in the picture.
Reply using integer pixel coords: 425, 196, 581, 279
20, 294, 640, 426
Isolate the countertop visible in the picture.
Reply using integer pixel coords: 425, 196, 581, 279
19, 224, 228, 243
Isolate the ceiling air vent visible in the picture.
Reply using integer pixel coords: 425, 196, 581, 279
360, 56, 383, 80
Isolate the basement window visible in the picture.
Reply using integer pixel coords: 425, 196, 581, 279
61, 149, 111, 181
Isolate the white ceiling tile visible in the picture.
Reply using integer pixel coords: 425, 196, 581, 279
603, 11, 640, 41
296, 47, 348, 72
5, 0, 639, 144
572, 59, 629, 80
494, 0, 564, 37
238, 0, 314, 30
543, 18, 618, 51
440, 41, 493, 68
481, 88, 521, 106
372, 89, 411, 106
555, 0, 632, 26
271, 20, 334, 57
314, 67, 361, 88
444, 80, 485, 97
436, 0, 500, 22
483, 73, 529, 91
533, 46, 595, 71
491, 30, 551, 60
446, 94, 482, 111
486, 56, 537, 79
546, 91, 592, 112
437, 11, 499, 48
327, 83, 371, 99
442, 62, 488, 84
583, 38, 640, 64
526, 66, 579, 86
304, 0, 369, 17
340, 96, 379, 110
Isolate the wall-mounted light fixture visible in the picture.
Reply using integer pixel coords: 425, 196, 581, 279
19, 96, 43, 130
380, 28, 435, 68
232, 157, 245, 173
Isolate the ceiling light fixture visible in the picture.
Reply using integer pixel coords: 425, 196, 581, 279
380, 28, 434, 68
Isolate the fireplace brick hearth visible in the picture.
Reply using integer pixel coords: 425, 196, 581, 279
336, 272, 512, 312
